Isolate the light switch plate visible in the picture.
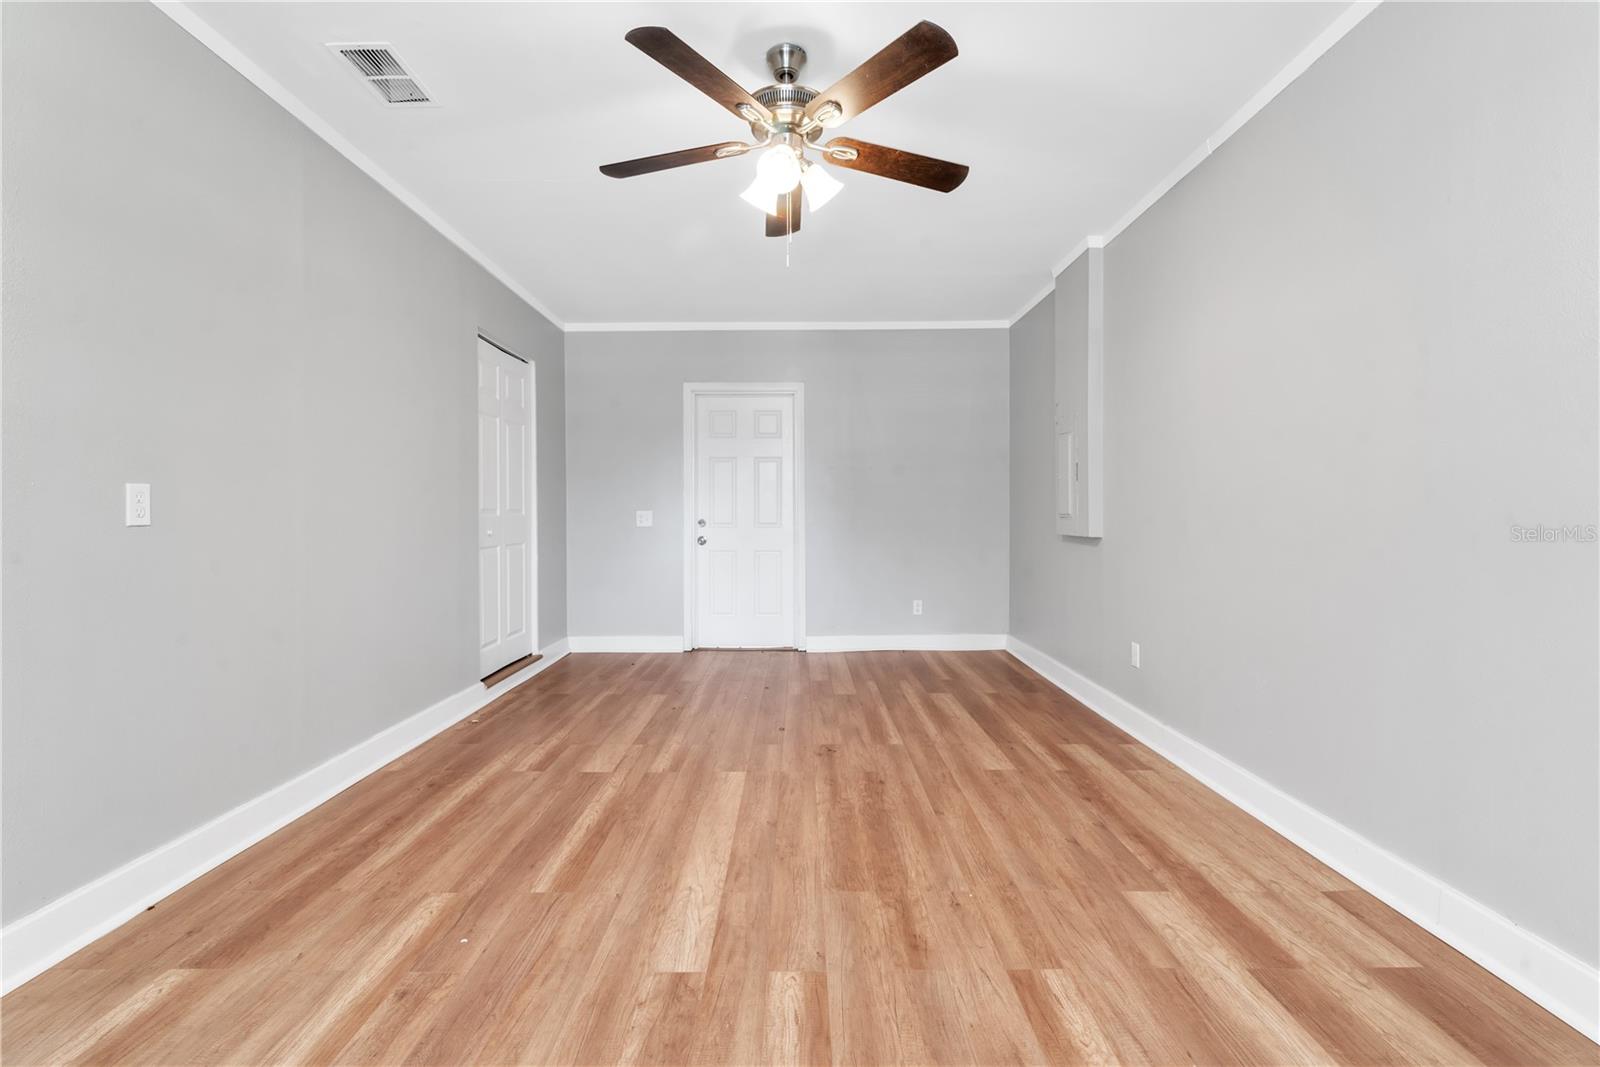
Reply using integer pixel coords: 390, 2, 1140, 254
1130, 641, 1141, 668
635, 510, 653, 528
125, 483, 151, 527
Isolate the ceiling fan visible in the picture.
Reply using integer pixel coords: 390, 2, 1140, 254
599, 21, 970, 237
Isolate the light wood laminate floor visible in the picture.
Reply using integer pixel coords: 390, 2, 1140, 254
3, 651, 1594, 1065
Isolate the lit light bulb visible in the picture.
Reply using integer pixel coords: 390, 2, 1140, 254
739, 178, 778, 215
755, 145, 801, 194
799, 161, 843, 212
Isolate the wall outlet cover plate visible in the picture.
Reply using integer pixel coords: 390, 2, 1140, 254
125, 483, 151, 527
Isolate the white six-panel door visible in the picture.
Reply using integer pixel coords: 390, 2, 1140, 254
693, 393, 796, 648
478, 338, 534, 675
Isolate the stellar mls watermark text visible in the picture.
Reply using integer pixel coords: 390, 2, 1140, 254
1510, 523, 1598, 543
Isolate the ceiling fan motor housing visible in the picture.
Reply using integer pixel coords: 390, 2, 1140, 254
754, 44, 818, 139
765, 42, 806, 83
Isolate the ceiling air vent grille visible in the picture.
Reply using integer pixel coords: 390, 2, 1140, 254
329, 43, 435, 107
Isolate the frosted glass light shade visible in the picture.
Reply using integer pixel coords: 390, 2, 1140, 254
739, 179, 778, 215
799, 162, 843, 212
755, 145, 802, 193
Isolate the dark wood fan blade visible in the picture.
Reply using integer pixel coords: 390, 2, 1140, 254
600, 141, 749, 179
803, 21, 957, 126
764, 186, 802, 237
625, 27, 774, 125
820, 138, 969, 192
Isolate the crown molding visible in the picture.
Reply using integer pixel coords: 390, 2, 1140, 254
1014, 1, 1382, 323
564, 320, 1008, 333
152, 1, 567, 331
1008, 283, 1055, 327
150, 1, 1008, 335
156, 0, 1376, 336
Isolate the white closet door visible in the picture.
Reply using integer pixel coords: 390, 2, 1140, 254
478, 339, 534, 674
694, 394, 795, 648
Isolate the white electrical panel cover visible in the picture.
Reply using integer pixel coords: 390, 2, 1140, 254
1054, 247, 1104, 538
1055, 432, 1076, 522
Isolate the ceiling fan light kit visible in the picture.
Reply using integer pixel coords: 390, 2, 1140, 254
798, 160, 843, 212
600, 21, 970, 238
738, 174, 780, 214
756, 145, 802, 193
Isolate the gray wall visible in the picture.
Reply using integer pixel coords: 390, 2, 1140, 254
1, 2, 566, 922
1012, 2, 1599, 964
566, 330, 1008, 639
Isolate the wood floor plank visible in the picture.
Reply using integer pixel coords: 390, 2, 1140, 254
267, 893, 457, 1065
36, 968, 199, 1067
4, 651, 1594, 1066
764, 970, 831, 1067
1126, 889, 1335, 1065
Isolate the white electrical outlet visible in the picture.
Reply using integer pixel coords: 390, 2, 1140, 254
125, 483, 151, 527
1130, 641, 1141, 668
635, 510, 653, 527
912, 599, 923, 616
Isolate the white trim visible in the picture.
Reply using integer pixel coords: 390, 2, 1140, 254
567, 636, 687, 653
528, 357, 539, 652
1023, 2, 1382, 311
151, 1, 564, 331
154, 0, 1377, 336
1005, 635, 1600, 1042
683, 383, 807, 652
1207, 2, 1381, 152
0, 638, 570, 996
806, 634, 1006, 653
563, 634, 1009, 654
566, 321, 1007, 333
1009, 283, 1056, 327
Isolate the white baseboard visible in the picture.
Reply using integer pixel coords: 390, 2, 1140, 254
12, 631, 1592, 1041
1005, 636, 1600, 1042
0, 639, 570, 996
562, 635, 1007, 654
567, 635, 686, 653
806, 634, 1007, 653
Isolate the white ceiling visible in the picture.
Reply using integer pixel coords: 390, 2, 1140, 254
179, 2, 1349, 326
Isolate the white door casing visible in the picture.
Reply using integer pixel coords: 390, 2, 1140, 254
685, 385, 803, 649
478, 337, 536, 674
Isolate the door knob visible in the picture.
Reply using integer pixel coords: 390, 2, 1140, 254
697, 536, 707, 545
697, 518, 706, 527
